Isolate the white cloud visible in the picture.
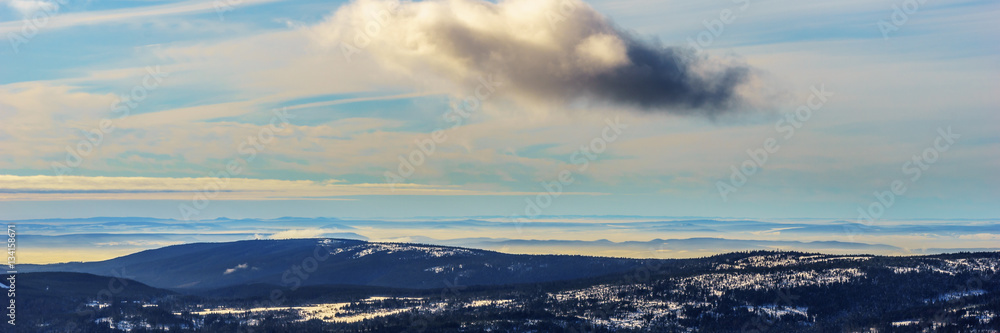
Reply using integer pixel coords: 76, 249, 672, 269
311, 0, 758, 114
223, 263, 248, 275
269, 228, 339, 239
94, 241, 183, 247
958, 234, 1000, 241
574, 33, 629, 72
0, 0, 284, 35
3, 0, 57, 17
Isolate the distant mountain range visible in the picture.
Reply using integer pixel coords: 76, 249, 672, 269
14, 217, 1000, 262
22, 239, 660, 290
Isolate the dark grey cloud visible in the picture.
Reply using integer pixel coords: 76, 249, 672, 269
320, 0, 757, 116
589, 40, 751, 114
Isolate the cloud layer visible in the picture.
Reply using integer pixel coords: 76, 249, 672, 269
0, 175, 602, 200
315, 0, 755, 116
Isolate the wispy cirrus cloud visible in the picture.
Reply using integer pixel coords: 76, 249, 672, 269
0, 0, 996, 221
0, 0, 284, 35
0, 174, 606, 201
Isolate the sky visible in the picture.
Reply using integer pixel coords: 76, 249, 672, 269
0, 0, 998, 223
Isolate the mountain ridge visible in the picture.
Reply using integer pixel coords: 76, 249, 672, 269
21, 238, 664, 290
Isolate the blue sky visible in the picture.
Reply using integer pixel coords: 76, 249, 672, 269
0, 0, 997, 221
